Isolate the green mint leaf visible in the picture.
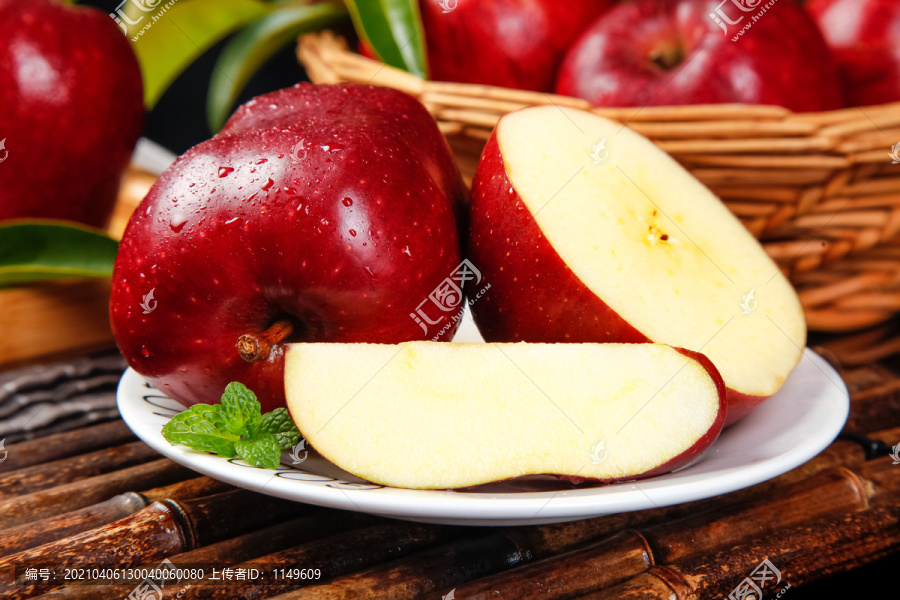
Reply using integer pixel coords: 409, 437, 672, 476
219, 382, 262, 437
258, 407, 302, 449
235, 433, 281, 469
161, 404, 239, 457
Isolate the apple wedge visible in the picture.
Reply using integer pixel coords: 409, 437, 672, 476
469, 106, 807, 425
284, 341, 725, 489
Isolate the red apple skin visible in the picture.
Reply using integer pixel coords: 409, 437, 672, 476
360, 0, 612, 92
807, 0, 900, 106
0, 0, 143, 228
111, 84, 466, 412
557, 347, 727, 485
469, 131, 753, 425
555, 0, 844, 112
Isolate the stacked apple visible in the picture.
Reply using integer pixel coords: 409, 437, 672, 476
363, 0, 846, 111
285, 105, 805, 489
115, 84, 805, 490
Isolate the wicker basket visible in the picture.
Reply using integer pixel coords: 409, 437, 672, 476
297, 31, 900, 342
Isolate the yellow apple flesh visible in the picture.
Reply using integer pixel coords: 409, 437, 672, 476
284, 341, 726, 489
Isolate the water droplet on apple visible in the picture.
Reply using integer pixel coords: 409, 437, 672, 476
225, 217, 240, 227
283, 187, 297, 195
349, 229, 357, 237
507, 186, 515, 198
402, 246, 412, 257
320, 218, 329, 228
262, 178, 275, 191
218, 167, 234, 178
141, 347, 150, 358
150, 265, 158, 274
169, 214, 188, 233
256, 158, 268, 165
364, 267, 375, 277
342, 197, 353, 207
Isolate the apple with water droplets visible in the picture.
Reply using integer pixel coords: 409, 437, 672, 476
468, 105, 806, 425
0, 0, 143, 227
110, 83, 467, 411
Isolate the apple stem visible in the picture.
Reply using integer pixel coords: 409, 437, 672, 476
237, 320, 294, 362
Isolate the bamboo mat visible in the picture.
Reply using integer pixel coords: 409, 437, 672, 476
0, 352, 897, 599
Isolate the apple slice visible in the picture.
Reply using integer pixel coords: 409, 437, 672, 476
468, 106, 807, 425
284, 341, 725, 489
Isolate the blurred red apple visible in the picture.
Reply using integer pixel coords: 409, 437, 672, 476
555, 0, 843, 112
110, 84, 467, 412
807, 0, 900, 106
362, 0, 612, 92
0, 0, 143, 228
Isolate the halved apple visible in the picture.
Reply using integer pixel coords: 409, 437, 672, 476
469, 106, 806, 425
284, 341, 725, 489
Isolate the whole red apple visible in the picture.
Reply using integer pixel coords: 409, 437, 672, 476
0, 0, 143, 228
362, 0, 612, 92
807, 0, 900, 106
110, 84, 467, 412
555, 0, 843, 112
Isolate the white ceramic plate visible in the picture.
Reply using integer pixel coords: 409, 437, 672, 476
117, 310, 849, 526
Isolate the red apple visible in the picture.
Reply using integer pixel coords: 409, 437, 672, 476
555, 0, 844, 112
0, 0, 143, 228
468, 106, 806, 425
110, 84, 467, 412
807, 0, 900, 106
362, 0, 612, 92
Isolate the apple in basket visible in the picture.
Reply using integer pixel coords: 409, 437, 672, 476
361, 0, 613, 92
285, 342, 727, 489
0, 0, 143, 227
467, 105, 807, 425
110, 84, 467, 412
807, 0, 900, 106
555, 0, 844, 112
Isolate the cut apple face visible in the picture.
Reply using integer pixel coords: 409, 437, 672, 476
284, 342, 725, 489
468, 105, 807, 424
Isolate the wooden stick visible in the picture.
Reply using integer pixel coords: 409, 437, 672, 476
259, 442, 874, 600
0, 459, 193, 529
0, 442, 158, 499
423, 462, 876, 600
628, 120, 816, 139
0, 420, 134, 471
42, 511, 380, 600
658, 137, 835, 154
0, 490, 309, 599
579, 501, 900, 600
0, 477, 232, 558
160, 522, 463, 599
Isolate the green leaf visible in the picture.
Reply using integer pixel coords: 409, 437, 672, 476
235, 433, 282, 469
0, 220, 119, 287
344, 0, 427, 78
259, 407, 302, 449
161, 404, 239, 457
219, 382, 262, 437
207, 1, 349, 132
128, 0, 274, 108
